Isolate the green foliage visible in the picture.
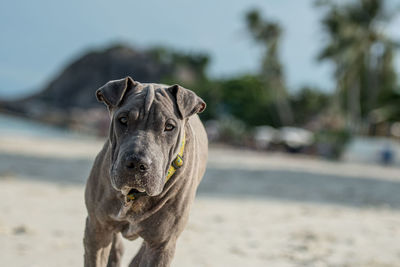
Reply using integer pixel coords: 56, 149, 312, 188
216, 75, 280, 127
245, 9, 294, 126
376, 88, 400, 122
161, 55, 332, 129
317, 0, 399, 132
149, 46, 209, 80
290, 87, 332, 125
165, 74, 281, 127
183, 79, 222, 122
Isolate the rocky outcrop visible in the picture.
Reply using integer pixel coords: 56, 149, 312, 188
18, 45, 175, 111
1, 44, 205, 135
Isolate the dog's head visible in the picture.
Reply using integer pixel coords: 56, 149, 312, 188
96, 77, 205, 197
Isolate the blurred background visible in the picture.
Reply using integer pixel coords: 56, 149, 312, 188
1, 0, 400, 266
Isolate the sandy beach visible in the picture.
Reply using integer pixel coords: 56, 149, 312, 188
1, 133, 400, 267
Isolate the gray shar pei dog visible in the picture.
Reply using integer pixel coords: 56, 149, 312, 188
84, 76, 208, 267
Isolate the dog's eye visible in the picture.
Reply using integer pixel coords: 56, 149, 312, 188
164, 123, 175, 131
119, 116, 128, 125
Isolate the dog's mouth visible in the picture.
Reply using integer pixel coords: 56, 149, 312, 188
125, 188, 147, 202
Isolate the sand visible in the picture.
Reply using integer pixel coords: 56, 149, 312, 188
1, 134, 400, 267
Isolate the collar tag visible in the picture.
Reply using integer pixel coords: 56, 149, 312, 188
172, 155, 184, 169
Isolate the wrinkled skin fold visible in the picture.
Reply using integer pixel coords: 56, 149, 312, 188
83, 77, 208, 267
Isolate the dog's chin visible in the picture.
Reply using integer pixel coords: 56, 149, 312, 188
145, 186, 163, 197
142, 175, 164, 197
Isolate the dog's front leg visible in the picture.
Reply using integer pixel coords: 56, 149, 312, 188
84, 216, 114, 267
107, 233, 124, 267
128, 239, 176, 267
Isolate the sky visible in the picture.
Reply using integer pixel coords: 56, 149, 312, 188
0, 0, 399, 99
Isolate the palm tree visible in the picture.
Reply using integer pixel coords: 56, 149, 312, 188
246, 9, 293, 126
317, 0, 399, 133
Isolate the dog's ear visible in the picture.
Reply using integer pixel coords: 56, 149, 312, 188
167, 84, 206, 119
96, 76, 138, 110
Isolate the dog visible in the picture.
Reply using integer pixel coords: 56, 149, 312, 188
83, 76, 208, 267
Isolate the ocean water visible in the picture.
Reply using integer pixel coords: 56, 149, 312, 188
0, 114, 83, 138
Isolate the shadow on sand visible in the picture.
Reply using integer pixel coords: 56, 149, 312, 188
1, 152, 400, 209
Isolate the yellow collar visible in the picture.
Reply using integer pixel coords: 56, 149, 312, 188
166, 132, 185, 182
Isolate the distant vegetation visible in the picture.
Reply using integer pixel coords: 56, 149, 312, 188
170, 0, 400, 138
316, 0, 400, 134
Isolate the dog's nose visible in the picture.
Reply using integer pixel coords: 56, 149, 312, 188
125, 155, 150, 173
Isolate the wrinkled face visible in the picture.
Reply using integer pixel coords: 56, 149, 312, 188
109, 85, 184, 197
